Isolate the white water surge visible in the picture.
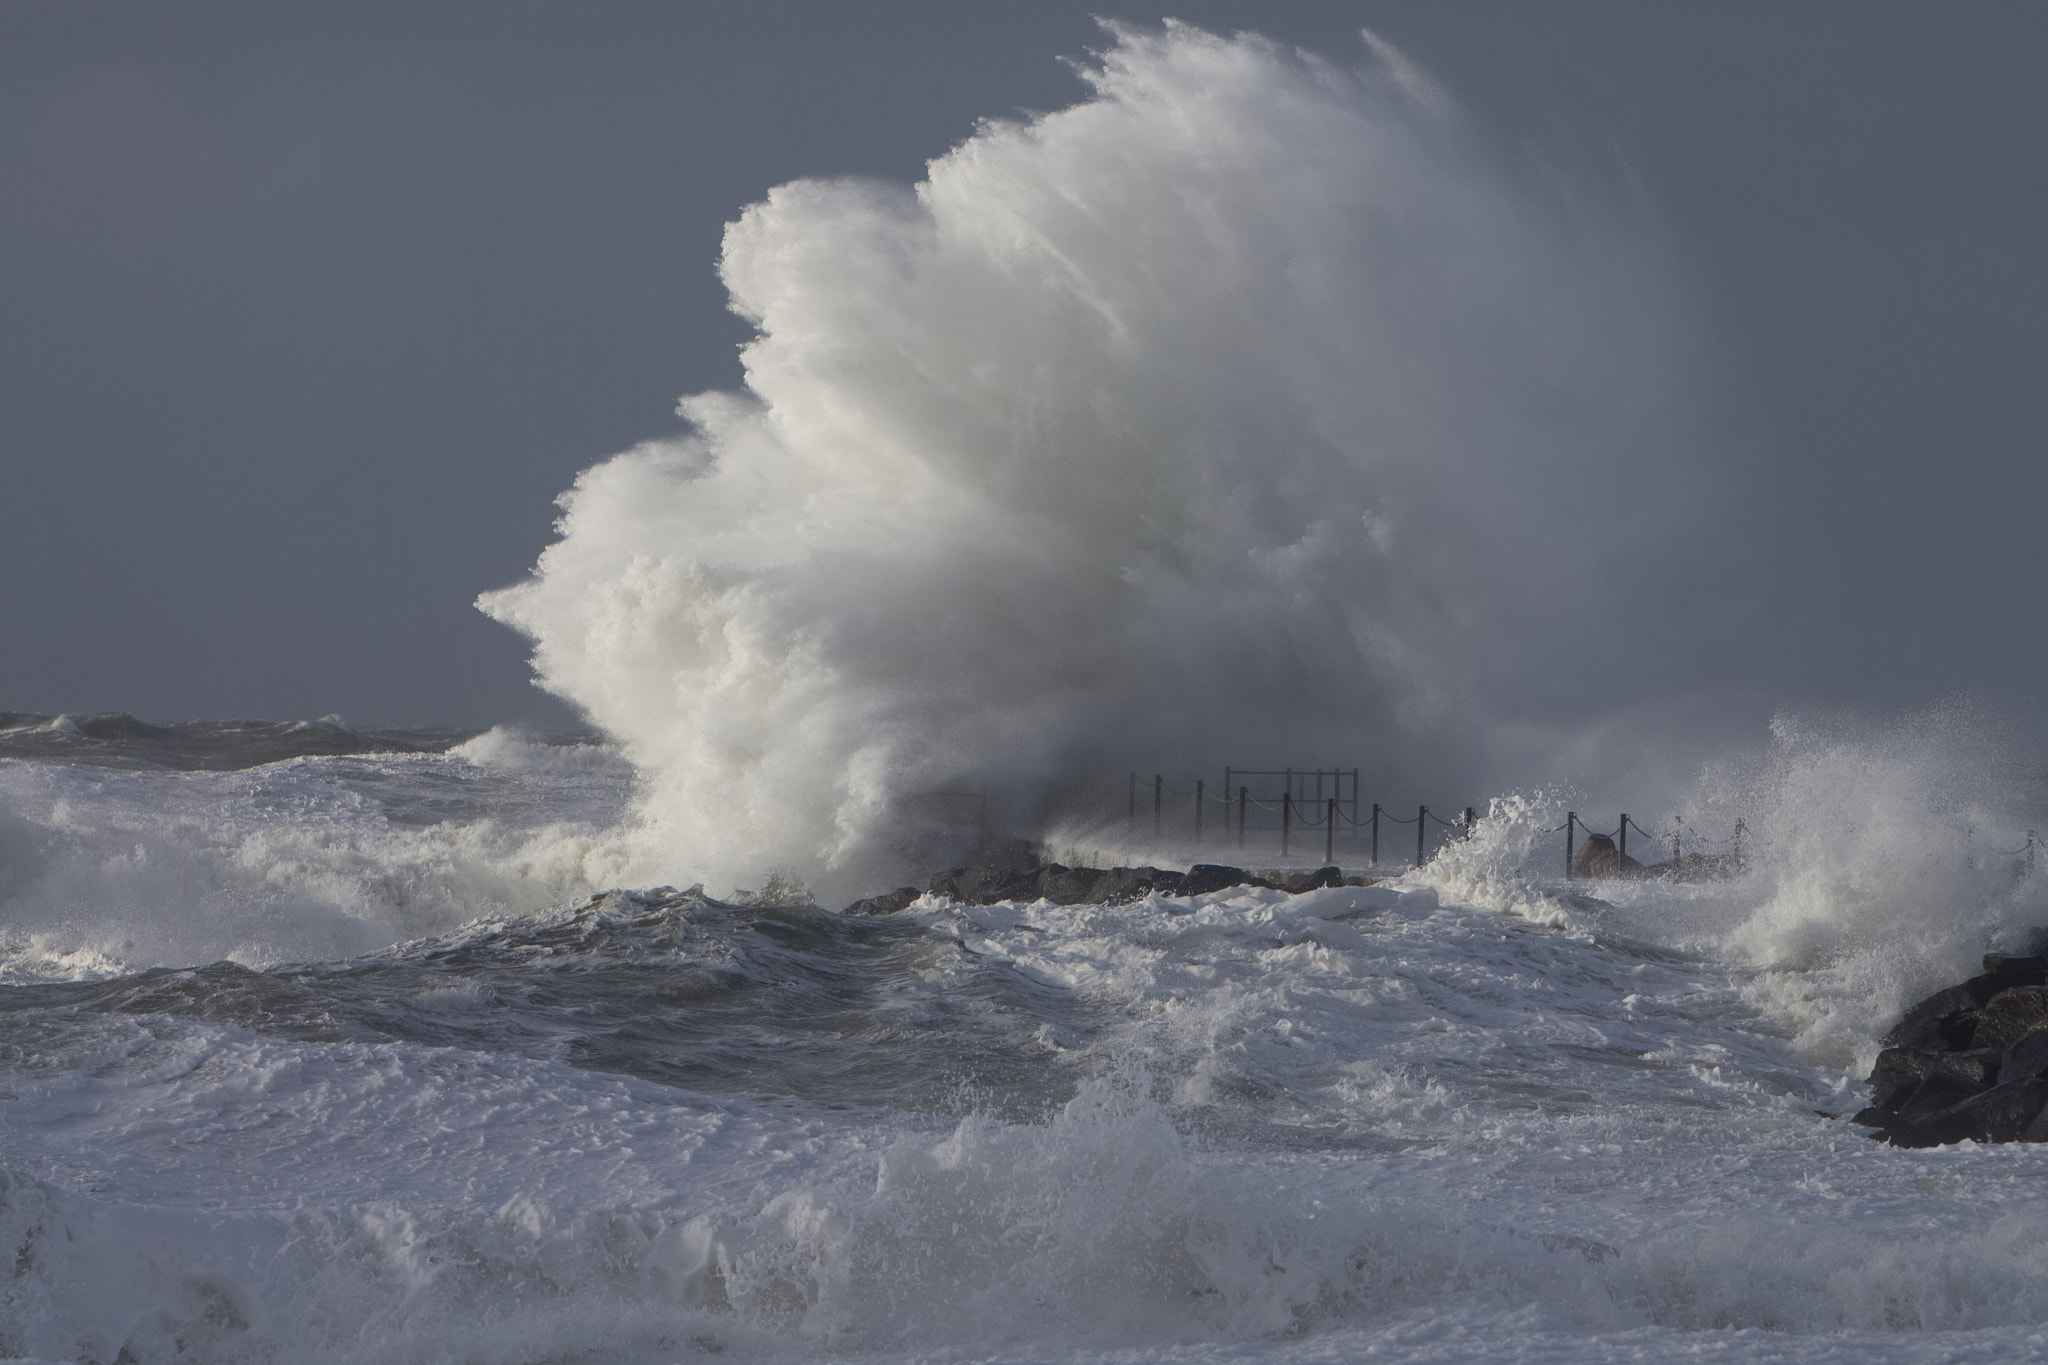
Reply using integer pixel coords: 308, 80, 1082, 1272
13, 21, 2048, 1365
480, 22, 1714, 902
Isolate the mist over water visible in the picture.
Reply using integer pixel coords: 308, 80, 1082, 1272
481, 22, 1722, 901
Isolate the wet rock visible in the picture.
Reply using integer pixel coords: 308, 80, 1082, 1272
1856, 944, 2048, 1145
1882, 1078, 2048, 1149
1867, 1047, 1943, 1113
1033, 864, 1109, 906
1881, 977, 2010, 1051
871, 842, 1367, 912
1089, 866, 1186, 903
1896, 1069, 1990, 1123
2003, 1028, 2048, 1084
1982, 953, 2048, 986
1178, 864, 1269, 897
925, 839, 1047, 905
1936, 1048, 2005, 1088
1972, 985, 2048, 1051
841, 886, 920, 916
1267, 866, 1346, 893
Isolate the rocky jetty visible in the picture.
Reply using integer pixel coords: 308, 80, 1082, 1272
1853, 951, 2048, 1146
840, 839, 1360, 915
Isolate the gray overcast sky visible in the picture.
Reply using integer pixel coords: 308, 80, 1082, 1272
3, 1, 2045, 730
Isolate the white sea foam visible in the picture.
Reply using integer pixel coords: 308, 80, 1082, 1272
11, 872, 2048, 1363
9, 20, 2048, 1362
480, 21, 1716, 902
0, 746, 639, 980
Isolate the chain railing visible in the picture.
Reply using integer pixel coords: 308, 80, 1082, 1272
1112, 771, 2043, 881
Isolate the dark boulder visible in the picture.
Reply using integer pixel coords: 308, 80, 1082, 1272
1936, 1048, 2005, 1089
1267, 866, 1347, 893
1034, 864, 1109, 906
892, 841, 1357, 912
1972, 985, 2048, 1051
1894, 1070, 1991, 1124
1982, 953, 2048, 986
925, 839, 1047, 905
1881, 977, 2011, 1051
1866, 1047, 1944, 1113
2003, 1028, 2048, 1084
1881, 1078, 2048, 1149
841, 886, 920, 916
1178, 864, 1268, 897
1856, 943, 2048, 1144
1089, 866, 1187, 903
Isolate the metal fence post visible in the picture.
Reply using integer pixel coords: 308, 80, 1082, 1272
1371, 803, 1380, 867
1619, 813, 1629, 862
1326, 796, 1336, 866
1565, 812, 1577, 879
1464, 807, 1475, 839
1417, 806, 1427, 867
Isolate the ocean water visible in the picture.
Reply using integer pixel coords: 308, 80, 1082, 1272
11, 20, 2048, 1364
6, 719, 2048, 1365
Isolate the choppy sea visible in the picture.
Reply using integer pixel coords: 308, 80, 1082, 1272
4, 716, 2048, 1364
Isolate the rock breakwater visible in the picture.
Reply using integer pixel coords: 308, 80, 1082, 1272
840, 840, 1363, 915
1854, 949, 2048, 1146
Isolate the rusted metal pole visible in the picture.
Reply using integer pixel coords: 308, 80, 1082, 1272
1566, 812, 1577, 878
1417, 806, 1427, 867
1619, 814, 1629, 862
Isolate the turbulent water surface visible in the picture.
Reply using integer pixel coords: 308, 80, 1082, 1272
10, 21, 2048, 1365
5, 720, 2048, 1364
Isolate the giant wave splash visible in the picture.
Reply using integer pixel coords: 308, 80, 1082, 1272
480, 22, 1715, 902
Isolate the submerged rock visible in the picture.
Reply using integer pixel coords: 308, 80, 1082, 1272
838, 844, 1368, 914
1854, 949, 2048, 1145
841, 886, 921, 916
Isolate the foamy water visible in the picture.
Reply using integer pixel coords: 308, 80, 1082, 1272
479, 20, 1716, 905
8, 21, 2046, 1364
5, 718, 2048, 1363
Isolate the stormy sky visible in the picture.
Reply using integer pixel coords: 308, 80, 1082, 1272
4, 1, 2045, 733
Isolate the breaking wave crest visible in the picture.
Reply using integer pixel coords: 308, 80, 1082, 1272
480, 21, 1714, 902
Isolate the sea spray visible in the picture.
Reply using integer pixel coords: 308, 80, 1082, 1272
480, 22, 1715, 901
